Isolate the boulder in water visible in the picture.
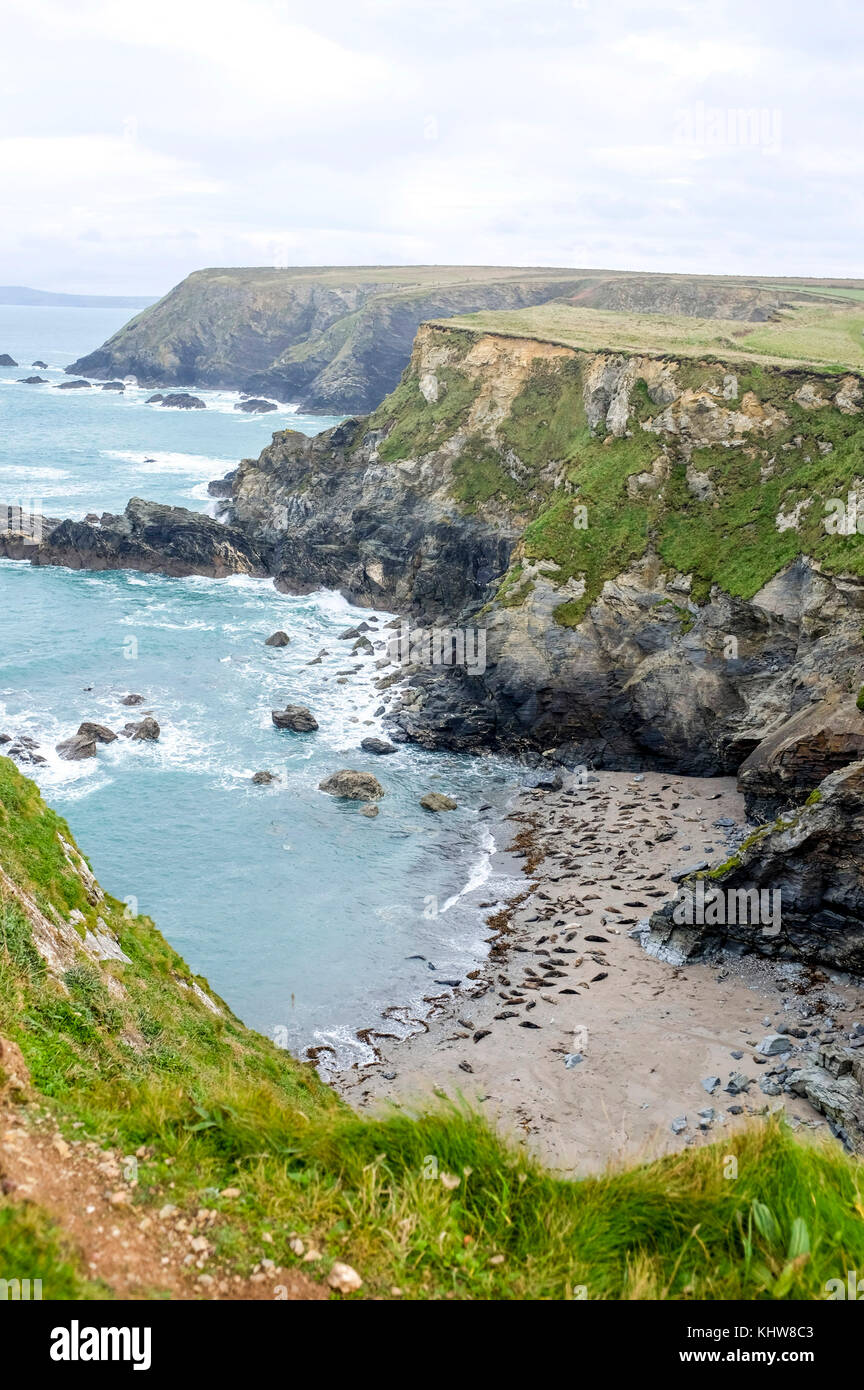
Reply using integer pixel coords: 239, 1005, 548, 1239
265, 630, 290, 647
272, 704, 318, 732
420, 792, 457, 812
360, 737, 396, 755
56, 734, 97, 761
319, 770, 384, 801
77, 722, 118, 744
159, 393, 205, 410
122, 717, 160, 741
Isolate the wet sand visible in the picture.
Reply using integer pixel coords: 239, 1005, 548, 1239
335, 769, 863, 1174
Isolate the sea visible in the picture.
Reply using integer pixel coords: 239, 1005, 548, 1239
0, 305, 520, 1064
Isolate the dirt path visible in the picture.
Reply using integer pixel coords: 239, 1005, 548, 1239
336, 771, 863, 1174
0, 1041, 325, 1301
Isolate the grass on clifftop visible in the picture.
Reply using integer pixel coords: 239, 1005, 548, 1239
2, 756, 864, 1301
437, 300, 864, 374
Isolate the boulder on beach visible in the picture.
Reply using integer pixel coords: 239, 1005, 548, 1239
235, 398, 277, 413
77, 721, 118, 744
360, 737, 396, 755
159, 393, 206, 409
0, 354, 18, 367
319, 770, 384, 801
272, 704, 318, 732
265, 630, 290, 647
420, 792, 458, 812
122, 717, 160, 741
251, 771, 280, 785
119, 693, 145, 706
56, 734, 97, 761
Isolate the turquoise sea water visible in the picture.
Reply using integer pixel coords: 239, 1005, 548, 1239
0, 307, 518, 1061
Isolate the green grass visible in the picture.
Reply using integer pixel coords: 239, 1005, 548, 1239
437, 300, 864, 374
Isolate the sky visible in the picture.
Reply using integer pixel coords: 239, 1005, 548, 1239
1, 0, 861, 294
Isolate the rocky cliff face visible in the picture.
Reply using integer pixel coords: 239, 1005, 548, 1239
644, 759, 864, 973
212, 322, 864, 804
66, 266, 590, 413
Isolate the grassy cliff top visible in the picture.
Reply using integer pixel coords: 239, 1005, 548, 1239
435, 299, 864, 374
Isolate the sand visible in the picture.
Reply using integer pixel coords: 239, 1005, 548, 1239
335, 769, 863, 1175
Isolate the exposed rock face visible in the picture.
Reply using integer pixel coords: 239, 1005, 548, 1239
214, 323, 864, 777
643, 759, 864, 973
318, 770, 384, 800
737, 693, 864, 818
271, 704, 318, 732
66, 265, 589, 412
0, 498, 265, 579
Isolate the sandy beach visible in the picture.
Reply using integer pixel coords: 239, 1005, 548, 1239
335, 769, 864, 1174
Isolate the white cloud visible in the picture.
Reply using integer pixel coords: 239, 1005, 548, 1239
0, 0, 860, 291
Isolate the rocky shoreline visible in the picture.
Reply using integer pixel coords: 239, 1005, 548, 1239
334, 768, 864, 1171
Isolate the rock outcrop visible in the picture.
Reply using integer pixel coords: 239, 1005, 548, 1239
0, 498, 265, 579
643, 759, 864, 973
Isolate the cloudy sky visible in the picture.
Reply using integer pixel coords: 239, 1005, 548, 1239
1, 0, 861, 294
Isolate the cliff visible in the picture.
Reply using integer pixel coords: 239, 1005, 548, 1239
66, 265, 593, 413
209, 305, 864, 814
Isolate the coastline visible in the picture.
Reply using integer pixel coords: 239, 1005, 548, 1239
333, 767, 864, 1175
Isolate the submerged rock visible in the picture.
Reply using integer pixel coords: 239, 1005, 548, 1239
272, 704, 318, 732
420, 792, 457, 812
319, 770, 384, 801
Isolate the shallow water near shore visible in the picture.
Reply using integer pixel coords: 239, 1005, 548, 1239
0, 307, 520, 1058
